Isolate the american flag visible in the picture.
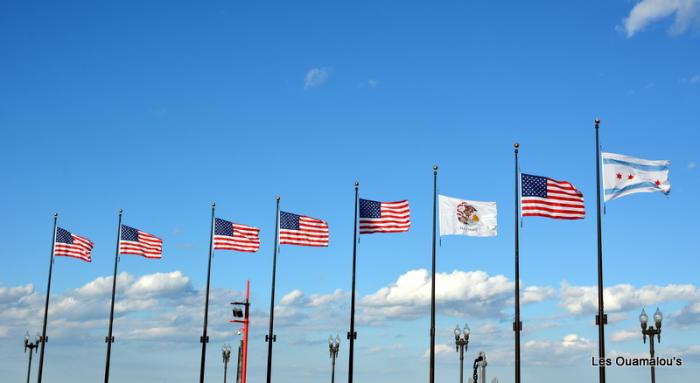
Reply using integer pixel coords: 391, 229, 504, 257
54, 227, 94, 262
359, 199, 411, 234
119, 225, 163, 258
279, 211, 329, 247
521, 174, 585, 219
214, 218, 260, 252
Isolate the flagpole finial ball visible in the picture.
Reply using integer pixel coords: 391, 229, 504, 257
354, 181, 359, 187
212, 202, 216, 208
433, 164, 438, 171
53, 213, 58, 218
514, 143, 519, 149
276, 196, 281, 202
595, 118, 601, 126
118, 208, 123, 214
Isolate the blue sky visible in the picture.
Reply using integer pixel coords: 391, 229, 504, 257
1, 0, 699, 382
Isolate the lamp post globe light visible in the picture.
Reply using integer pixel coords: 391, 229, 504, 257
454, 324, 471, 383
328, 335, 341, 383
222, 344, 232, 383
23, 332, 41, 383
639, 307, 663, 383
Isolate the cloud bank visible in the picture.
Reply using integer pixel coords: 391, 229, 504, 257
2, 270, 699, 350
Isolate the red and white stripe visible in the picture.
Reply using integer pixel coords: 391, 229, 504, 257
360, 200, 411, 234
55, 234, 94, 262
120, 231, 163, 258
522, 178, 585, 220
214, 224, 260, 252
280, 216, 329, 247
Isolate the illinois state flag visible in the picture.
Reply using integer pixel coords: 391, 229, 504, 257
602, 152, 670, 202
439, 195, 497, 237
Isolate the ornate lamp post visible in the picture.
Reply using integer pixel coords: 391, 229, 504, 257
222, 344, 232, 383
24, 332, 40, 383
328, 335, 340, 383
454, 324, 471, 383
639, 307, 662, 383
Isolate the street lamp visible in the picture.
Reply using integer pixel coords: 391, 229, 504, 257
454, 324, 471, 383
222, 344, 232, 383
23, 332, 40, 383
328, 335, 341, 383
639, 307, 663, 383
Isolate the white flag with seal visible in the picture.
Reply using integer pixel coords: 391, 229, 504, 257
602, 152, 670, 202
439, 195, 497, 237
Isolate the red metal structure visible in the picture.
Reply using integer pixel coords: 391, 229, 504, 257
230, 280, 250, 383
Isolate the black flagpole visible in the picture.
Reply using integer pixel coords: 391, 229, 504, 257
265, 197, 281, 383
429, 165, 438, 383
199, 202, 216, 383
347, 182, 359, 383
104, 209, 122, 383
36, 213, 58, 383
513, 143, 521, 383
594, 119, 607, 383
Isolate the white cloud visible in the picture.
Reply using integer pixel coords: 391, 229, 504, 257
423, 343, 454, 358
611, 329, 641, 342
522, 286, 556, 304
606, 312, 630, 324
74, 273, 134, 297
279, 289, 304, 306
0, 284, 33, 304
622, 0, 700, 37
368, 343, 405, 354
360, 269, 552, 322
2, 269, 698, 364
671, 344, 700, 361
524, 334, 595, 366
307, 289, 346, 307
126, 271, 190, 297
277, 288, 346, 309
304, 67, 331, 90
0, 271, 244, 344
676, 299, 700, 325
559, 281, 699, 315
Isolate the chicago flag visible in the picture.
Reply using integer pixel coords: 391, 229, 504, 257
602, 152, 671, 202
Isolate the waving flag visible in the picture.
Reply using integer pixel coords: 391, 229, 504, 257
54, 227, 94, 262
279, 211, 329, 247
359, 199, 411, 234
214, 218, 260, 252
521, 174, 585, 219
119, 225, 163, 258
602, 152, 670, 202
439, 195, 497, 237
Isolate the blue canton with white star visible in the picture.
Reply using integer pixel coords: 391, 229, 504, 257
280, 212, 300, 230
215, 218, 233, 236
121, 225, 139, 241
55, 227, 73, 244
521, 174, 548, 197
359, 199, 381, 218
